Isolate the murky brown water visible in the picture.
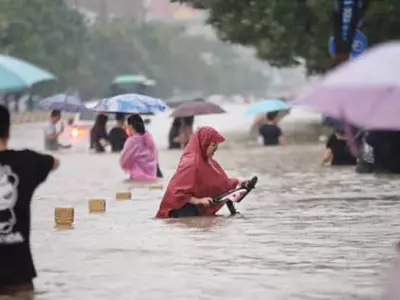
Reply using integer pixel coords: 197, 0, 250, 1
5, 120, 400, 300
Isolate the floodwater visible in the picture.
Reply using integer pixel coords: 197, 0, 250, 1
6, 108, 400, 300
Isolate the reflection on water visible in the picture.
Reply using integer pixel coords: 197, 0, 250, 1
6, 120, 400, 300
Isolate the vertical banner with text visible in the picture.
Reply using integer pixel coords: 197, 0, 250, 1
332, 0, 367, 65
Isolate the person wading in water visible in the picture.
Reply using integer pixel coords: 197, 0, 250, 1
0, 105, 60, 296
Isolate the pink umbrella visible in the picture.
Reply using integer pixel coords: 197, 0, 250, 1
292, 42, 400, 130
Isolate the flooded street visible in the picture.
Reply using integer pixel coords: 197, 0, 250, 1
8, 114, 400, 300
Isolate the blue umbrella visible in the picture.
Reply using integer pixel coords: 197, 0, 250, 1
0, 54, 56, 92
38, 93, 87, 113
90, 93, 169, 114
246, 99, 289, 116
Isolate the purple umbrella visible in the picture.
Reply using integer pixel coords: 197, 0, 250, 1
292, 42, 400, 130
170, 101, 226, 118
39, 93, 87, 113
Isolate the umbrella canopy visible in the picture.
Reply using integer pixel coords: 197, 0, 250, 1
38, 93, 87, 113
170, 101, 225, 118
292, 42, 400, 130
0, 54, 56, 92
90, 93, 169, 114
245, 99, 289, 116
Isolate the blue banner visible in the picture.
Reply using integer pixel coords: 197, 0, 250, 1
342, 0, 354, 40
328, 29, 367, 58
333, 0, 364, 42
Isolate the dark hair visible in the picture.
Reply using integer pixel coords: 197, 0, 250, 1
172, 117, 181, 128
115, 113, 125, 123
0, 104, 10, 139
335, 129, 345, 135
127, 114, 145, 135
51, 110, 61, 118
334, 123, 345, 135
91, 114, 108, 144
169, 118, 181, 146
266, 111, 279, 121
95, 114, 108, 126
182, 116, 194, 126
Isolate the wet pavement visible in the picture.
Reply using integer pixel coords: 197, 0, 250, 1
5, 112, 400, 300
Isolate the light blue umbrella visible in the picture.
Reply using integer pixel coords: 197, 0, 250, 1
90, 93, 169, 114
38, 93, 87, 113
0, 54, 56, 91
245, 99, 290, 116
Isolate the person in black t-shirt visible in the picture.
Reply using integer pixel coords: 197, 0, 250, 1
108, 113, 128, 152
322, 129, 357, 166
258, 111, 285, 146
0, 105, 59, 295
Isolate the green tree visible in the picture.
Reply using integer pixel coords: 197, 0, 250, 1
78, 20, 153, 99
0, 0, 88, 89
172, 0, 400, 74
81, 20, 269, 99
0, 0, 270, 104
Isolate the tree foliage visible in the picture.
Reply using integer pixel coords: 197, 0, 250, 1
0, 0, 270, 102
172, 0, 400, 74
0, 0, 87, 88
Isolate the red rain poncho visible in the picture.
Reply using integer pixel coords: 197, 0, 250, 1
156, 126, 239, 218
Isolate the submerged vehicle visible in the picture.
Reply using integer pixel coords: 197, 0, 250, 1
108, 74, 156, 97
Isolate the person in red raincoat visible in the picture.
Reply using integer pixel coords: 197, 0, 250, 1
156, 126, 246, 218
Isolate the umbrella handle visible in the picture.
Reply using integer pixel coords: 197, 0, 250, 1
226, 201, 237, 215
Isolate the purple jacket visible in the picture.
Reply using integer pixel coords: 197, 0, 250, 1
119, 131, 158, 181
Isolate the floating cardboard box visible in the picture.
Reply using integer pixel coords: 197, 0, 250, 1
54, 207, 74, 229
116, 192, 131, 200
89, 199, 106, 213
149, 183, 164, 190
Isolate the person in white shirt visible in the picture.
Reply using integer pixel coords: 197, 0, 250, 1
43, 110, 71, 151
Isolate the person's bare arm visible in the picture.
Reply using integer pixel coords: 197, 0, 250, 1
188, 196, 212, 207
99, 139, 109, 147
278, 135, 285, 145
322, 148, 333, 165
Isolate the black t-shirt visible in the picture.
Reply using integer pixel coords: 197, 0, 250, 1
259, 124, 282, 146
108, 127, 128, 152
326, 134, 357, 166
0, 149, 54, 286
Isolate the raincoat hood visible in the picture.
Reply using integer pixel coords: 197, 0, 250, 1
183, 126, 225, 160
